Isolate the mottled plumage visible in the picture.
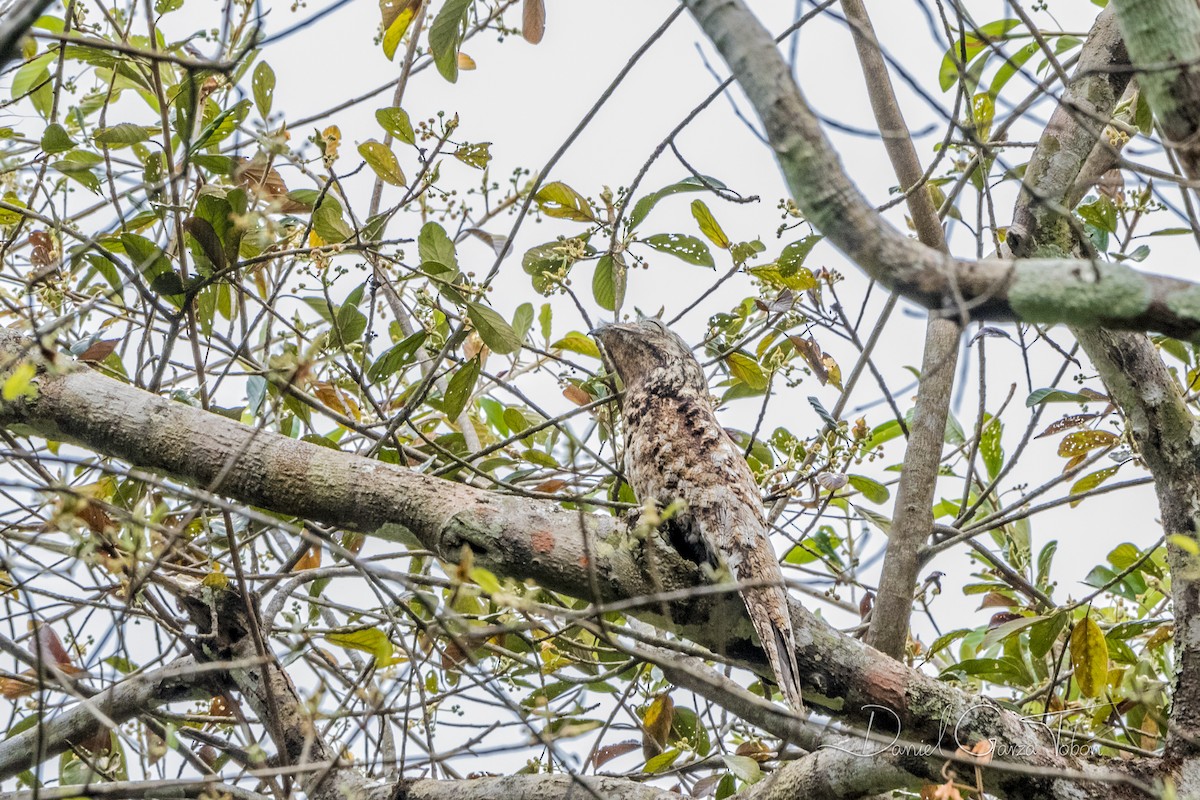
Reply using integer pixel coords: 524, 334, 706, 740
593, 319, 804, 711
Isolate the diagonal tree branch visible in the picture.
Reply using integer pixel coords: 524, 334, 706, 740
683, 0, 1200, 340
0, 333, 1140, 798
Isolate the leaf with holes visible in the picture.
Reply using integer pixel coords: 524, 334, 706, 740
252, 61, 275, 118
376, 107, 415, 145
358, 140, 406, 186
535, 181, 594, 221
1057, 429, 1118, 458
643, 233, 714, 268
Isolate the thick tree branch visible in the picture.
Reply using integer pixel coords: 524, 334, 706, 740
683, 0, 1200, 339
838, 0, 958, 660
1008, 0, 1200, 790
1112, 0, 1200, 181
0, 0, 54, 69
0, 657, 215, 779
0, 334, 1142, 798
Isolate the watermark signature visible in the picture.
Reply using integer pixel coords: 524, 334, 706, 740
821, 703, 1103, 758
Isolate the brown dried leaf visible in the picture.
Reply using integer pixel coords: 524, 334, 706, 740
859, 591, 873, 620
522, 0, 545, 43
31, 621, 74, 668
978, 591, 1016, 609
532, 479, 567, 494
0, 674, 36, 699
789, 335, 829, 385
987, 611, 1023, 628
1034, 413, 1098, 439
590, 740, 639, 768
79, 339, 119, 363
76, 501, 115, 535
734, 739, 773, 762
29, 230, 57, 267
293, 546, 322, 571
563, 384, 591, 406
234, 155, 311, 214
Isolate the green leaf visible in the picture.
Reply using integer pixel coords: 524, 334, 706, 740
1036, 540, 1057, 587
120, 233, 172, 278
368, 331, 426, 381
182, 216, 227, 272
334, 301, 367, 344
628, 176, 727, 229
358, 139, 406, 186
988, 40, 1038, 98
40, 123, 74, 154
552, 331, 601, 360
938, 18, 1021, 92
312, 200, 352, 243
643, 233, 714, 268
535, 181, 595, 221
467, 302, 522, 355
252, 61, 275, 118
1077, 196, 1118, 234
1069, 465, 1120, 507
150, 271, 185, 295
979, 613, 1044, 651
11, 51, 54, 101
512, 303, 534, 342
376, 107, 416, 145
592, 253, 626, 312
979, 415, 1004, 481
690, 199, 729, 248
1070, 616, 1109, 698
722, 754, 762, 784
419, 222, 457, 270
847, 474, 889, 504
1025, 388, 1098, 406
1029, 610, 1068, 659
726, 352, 766, 390
861, 420, 901, 453
453, 142, 491, 169
428, 0, 472, 82
443, 357, 480, 419
643, 749, 680, 774
778, 235, 822, 276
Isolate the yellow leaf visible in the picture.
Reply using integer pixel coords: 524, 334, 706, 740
380, 0, 423, 60
2, 361, 37, 401
641, 694, 674, 757
327, 627, 401, 666
457, 51, 476, 70
1069, 616, 1109, 698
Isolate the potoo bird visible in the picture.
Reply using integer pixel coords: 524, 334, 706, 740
593, 319, 804, 711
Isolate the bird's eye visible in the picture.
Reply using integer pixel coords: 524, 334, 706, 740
643, 317, 666, 332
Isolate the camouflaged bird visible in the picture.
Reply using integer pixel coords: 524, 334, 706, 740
593, 319, 804, 711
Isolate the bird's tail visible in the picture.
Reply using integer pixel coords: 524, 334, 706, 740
742, 586, 805, 712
